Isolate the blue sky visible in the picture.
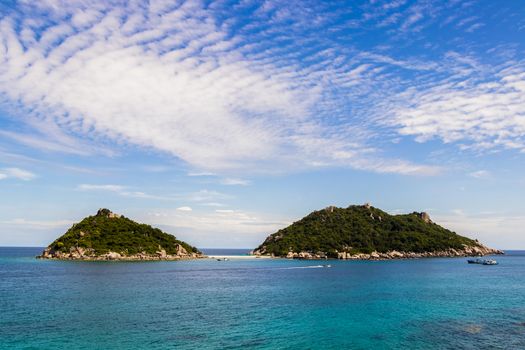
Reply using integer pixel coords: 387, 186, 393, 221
1, 0, 524, 249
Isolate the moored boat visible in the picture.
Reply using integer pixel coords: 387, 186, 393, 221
467, 258, 498, 265
482, 259, 498, 265
467, 258, 483, 264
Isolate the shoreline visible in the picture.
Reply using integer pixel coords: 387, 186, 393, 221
253, 246, 504, 261
36, 255, 208, 261
252, 253, 503, 261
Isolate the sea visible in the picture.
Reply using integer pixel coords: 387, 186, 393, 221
1, 247, 524, 349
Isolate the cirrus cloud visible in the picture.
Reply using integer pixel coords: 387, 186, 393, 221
0, 0, 441, 176
387, 63, 525, 153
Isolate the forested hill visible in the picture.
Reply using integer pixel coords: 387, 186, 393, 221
253, 204, 502, 259
38, 208, 202, 260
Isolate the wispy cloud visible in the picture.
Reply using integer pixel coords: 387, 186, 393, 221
221, 178, 251, 186
78, 184, 124, 192
176, 206, 192, 212
385, 63, 525, 153
0, 167, 36, 181
0, 0, 441, 176
0, 218, 74, 229
0, 130, 113, 156
187, 172, 216, 177
77, 183, 176, 201
187, 189, 231, 202
150, 208, 288, 234
435, 210, 525, 249
469, 170, 491, 179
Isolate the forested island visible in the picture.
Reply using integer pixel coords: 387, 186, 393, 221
38, 209, 204, 260
252, 204, 503, 260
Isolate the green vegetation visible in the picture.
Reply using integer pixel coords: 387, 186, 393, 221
48, 209, 200, 255
255, 205, 478, 257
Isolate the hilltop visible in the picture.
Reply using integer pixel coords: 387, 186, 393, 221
253, 204, 503, 260
38, 209, 204, 261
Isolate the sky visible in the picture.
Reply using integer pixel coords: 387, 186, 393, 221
0, 0, 524, 249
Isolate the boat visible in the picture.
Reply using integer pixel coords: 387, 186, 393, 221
467, 258, 484, 264
216, 258, 229, 261
467, 258, 498, 265
482, 259, 498, 265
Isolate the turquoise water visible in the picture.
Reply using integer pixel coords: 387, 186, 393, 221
1, 248, 524, 349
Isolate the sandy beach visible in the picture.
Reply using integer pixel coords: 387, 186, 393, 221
207, 255, 273, 260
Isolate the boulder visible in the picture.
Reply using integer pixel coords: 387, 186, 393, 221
175, 244, 188, 256
389, 250, 404, 258
370, 251, 380, 259
105, 252, 121, 260
418, 212, 432, 223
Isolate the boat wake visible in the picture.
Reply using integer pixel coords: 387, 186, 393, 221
278, 265, 331, 270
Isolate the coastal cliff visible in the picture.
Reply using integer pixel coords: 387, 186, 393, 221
38, 209, 204, 261
252, 204, 503, 260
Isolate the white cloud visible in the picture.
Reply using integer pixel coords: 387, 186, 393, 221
469, 170, 491, 179
387, 64, 525, 152
0, 218, 74, 228
187, 172, 216, 177
147, 210, 289, 234
0, 0, 438, 176
221, 178, 250, 186
0, 130, 114, 156
0, 167, 36, 181
187, 189, 231, 202
434, 211, 525, 250
145, 208, 291, 248
77, 183, 175, 200
78, 184, 125, 192
176, 206, 192, 212
202, 202, 226, 207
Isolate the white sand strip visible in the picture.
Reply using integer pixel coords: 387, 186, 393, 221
207, 255, 273, 259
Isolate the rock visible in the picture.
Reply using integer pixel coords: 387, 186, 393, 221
297, 252, 309, 259
418, 212, 432, 223
105, 252, 121, 260
389, 250, 404, 258
286, 251, 295, 259
370, 251, 380, 259
175, 244, 188, 256
326, 206, 335, 213
156, 249, 167, 259
96, 208, 121, 219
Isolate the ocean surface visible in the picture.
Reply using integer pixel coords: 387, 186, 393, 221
1, 247, 524, 349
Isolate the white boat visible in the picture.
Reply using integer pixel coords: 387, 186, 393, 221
482, 259, 498, 265
467, 258, 498, 265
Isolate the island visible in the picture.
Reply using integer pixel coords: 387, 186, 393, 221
252, 204, 503, 260
38, 208, 205, 260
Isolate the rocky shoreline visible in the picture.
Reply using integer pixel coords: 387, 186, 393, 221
37, 244, 206, 261
252, 244, 504, 260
